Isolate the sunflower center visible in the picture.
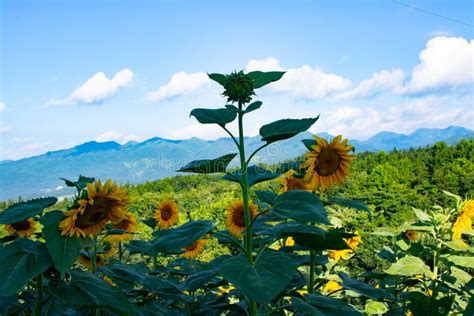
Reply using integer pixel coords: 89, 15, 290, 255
315, 148, 341, 176
161, 206, 173, 220
12, 220, 31, 231
287, 178, 306, 191
232, 205, 246, 228
76, 198, 113, 229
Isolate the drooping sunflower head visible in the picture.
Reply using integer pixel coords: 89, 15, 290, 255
59, 179, 129, 238
302, 135, 355, 191
182, 239, 208, 259
344, 232, 362, 250
108, 212, 138, 242
225, 199, 258, 237
5, 218, 37, 238
155, 199, 179, 229
278, 170, 307, 194
405, 230, 418, 241
78, 253, 106, 271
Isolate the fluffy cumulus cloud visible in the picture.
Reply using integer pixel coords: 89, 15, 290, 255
96, 130, 139, 144
336, 69, 405, 99
147, 72, 210, 102
402, 36, 474, 93
48, 68, 134, 106
245, 58, 351, 100
0, 101, 5, 112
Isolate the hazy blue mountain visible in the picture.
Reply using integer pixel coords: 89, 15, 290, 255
0, 126, 472, 200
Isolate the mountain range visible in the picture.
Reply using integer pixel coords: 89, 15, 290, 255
0, 125, 472, 200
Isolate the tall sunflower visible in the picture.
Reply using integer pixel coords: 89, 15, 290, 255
59, 179, 129, 238
155, 199, 179, 229
182, 239, 208, 259
278, 170, 307, 194
108, 212, 138, 242
302, 135, 355, 191
5, 218, 37, 238
322, 280, 343, 294
327, 249, 353, 262
344, 232, 362, 250
225, 199, 258, 237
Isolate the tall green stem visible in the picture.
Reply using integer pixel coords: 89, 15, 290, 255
309, 250, 315, 293
237, 102, 257, 316
33, 274, 43, 316
91, 236, 98, 273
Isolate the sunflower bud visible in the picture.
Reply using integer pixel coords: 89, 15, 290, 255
222, 71, 255, 104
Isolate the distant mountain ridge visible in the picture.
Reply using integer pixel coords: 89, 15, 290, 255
0, 126, 472, 200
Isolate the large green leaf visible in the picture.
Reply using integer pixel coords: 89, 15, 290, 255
247, 71, 285, 88
254, 190, 278, 205
328, 196, 370, 213
64, 270, 136, 315
179, 269, 218, 292
339, 273, 395, 300
219, 250, 295, 305
272, 190, 330, 224
443, 255, 474, 269
0, 197, 57, 224
190, 108, 236, 126
245, 101, 262, 113
0, 239, 52, 297
152, 220, 214, 253
291, 294, 362, 316
260, 117, 319, 144
41, 211, 91, 278
60, 175, 95, 191
293, 229, 354, 251
178, 153, 237, 174
386, 255, 433, 278
223, 165, 279, 187
273, 221, 326, 239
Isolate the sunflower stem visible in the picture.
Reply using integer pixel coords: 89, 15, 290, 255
92, 236, 98, 273
309, 250, 315, 293
33, 273, 43, 316
237, 101, 257, 316
119, 242, 123, 261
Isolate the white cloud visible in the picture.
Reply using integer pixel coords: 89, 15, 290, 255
314, 96, 473, 139
0, 101, 5, 112
402, 36, 474, 93
48, 68, 134, 106
147, 71, 210, 102
96, 130, 140, 144
245, 58, 351, 100
0, 126, 9, 133
11, 137, 32, 143
336, 68, 405, 99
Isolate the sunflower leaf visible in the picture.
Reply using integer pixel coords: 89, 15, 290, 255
178, 153, 237, 174
219, 250, 295, 305
222, 165, 279, 187
272, 190, 330, 224
0, 239, 53, 297
386, 255, 434, 278
208, 73, 227, 86
245, 101, 262, 113
260, 117, 319, 144
247, 71, 285, 89
60, 175, 95, 191
302, 138, 317, 151
41, 211, 92, 278
190, 108, 237, 126
339, 272, 395, 300
0, 197, 57, 224
291, 294, 362, 316
292, 229, 354, 251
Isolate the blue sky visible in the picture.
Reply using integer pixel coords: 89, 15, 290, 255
1, 0, 473, 160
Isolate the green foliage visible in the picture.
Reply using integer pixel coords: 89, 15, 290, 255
260, 117, 319, 144
178, 153, 237, 173
0, 197, 57, 224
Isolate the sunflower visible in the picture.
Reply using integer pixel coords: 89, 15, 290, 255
59, 179, 129, 238
213, 285, 235, 296
78, 253, 106, 270
322, 280, 343, 294
328, 249, 353, 262
5, 218, 37, 238
108, 212, 138, 242
344, 232, 362, 250
405, 230, 418, 241
302, 135, 355, 191
155, 199, 179, 229
225, 199, 258, 237
275, 237, 295, 250
182, 239, 208, 259
278, 170, 307, 194
452, 200, 473, 240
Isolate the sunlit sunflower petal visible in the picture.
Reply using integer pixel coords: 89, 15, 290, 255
155, 199, 179, 229
225, 199, 258, 237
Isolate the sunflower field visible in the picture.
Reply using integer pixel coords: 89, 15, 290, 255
0, 71, 472, 316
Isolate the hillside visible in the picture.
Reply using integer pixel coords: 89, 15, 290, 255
0, 126, 472, 200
